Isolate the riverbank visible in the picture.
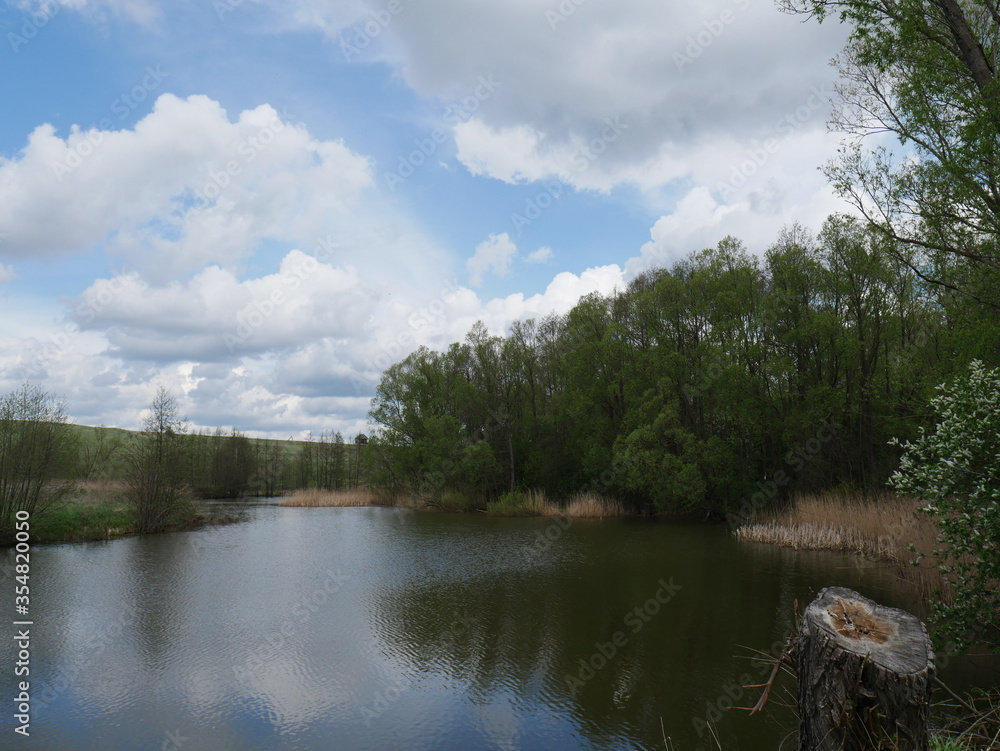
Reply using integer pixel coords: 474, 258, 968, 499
734, 491, 938, 563
22, 479, 242, 545
278, 487, 631, 518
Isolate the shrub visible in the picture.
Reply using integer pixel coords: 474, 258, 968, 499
890, 361, 1000, 652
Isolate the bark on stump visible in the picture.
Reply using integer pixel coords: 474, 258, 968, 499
797, 586, 935, 751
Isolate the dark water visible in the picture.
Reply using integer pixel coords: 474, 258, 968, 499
0, 505, 994, 750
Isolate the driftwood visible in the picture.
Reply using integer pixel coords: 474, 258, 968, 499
797, 586, 935, 751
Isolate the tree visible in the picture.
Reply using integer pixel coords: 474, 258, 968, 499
209, 429, 256, 498
783, 0, 1000, 306
0, 383, 73, 541
889, 361, 1000, 652
124, 388, 190, 534
78, 426, 124, 480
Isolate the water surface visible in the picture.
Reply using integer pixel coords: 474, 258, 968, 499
1, 505, 991, 750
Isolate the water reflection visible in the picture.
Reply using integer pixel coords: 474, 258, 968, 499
0, 506, 992, 751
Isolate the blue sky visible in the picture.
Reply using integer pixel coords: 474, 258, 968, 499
0, 0, 849, 437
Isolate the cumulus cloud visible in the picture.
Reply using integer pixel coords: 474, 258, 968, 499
467, 232, 518, 286
0, 94, 373, 280
11, 0, 161, 26
0, 264, 15, 284
283, 0, 847, 192
526, 246, 552, 264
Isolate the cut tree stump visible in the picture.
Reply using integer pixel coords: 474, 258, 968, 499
797, 586, 935, 751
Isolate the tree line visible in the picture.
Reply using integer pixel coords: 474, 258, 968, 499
0, 385, 366, 540
366, 215, 999, 516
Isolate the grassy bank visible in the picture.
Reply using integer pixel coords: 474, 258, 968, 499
280, 488, 402, 507
24, 479, 242, 544
279, 487, 631, 518
734, 491, 938, 564
485, 490, 629, 518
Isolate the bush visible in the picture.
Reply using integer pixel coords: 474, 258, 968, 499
487, 490, 551, 516
0, 383, 75, 543
890, 361, 1000, 653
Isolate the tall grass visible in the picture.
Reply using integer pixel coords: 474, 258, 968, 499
561, 493, 629, 518
486, 490, 630, 518
486, 490, 558, 516
280, 488, 391, 507
29, 479, 134, 542
734, 491, 938, 565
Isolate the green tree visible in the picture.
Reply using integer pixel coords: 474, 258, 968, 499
209, 429, 256, 498
124, 388, 190, 533
783, 0, 1000, 306
889, 361, 1000, 652
0, 383, 74, 541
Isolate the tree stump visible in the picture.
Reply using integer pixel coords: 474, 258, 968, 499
797, 586, 935, 751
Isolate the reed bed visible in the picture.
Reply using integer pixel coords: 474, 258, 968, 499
561, 493, 630, 518
486, 490, 631, 518
734, 491, 938, 565
281, 488, 393, 507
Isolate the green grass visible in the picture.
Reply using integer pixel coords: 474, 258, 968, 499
429, 491, 484, 513
931, 737, 969, 751
32, 499, 135, 543
487, 490, 553, 516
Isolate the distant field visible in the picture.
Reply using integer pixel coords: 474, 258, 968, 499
66, 423, 314, 454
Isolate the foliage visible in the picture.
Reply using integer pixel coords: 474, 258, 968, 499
31, 500, 134, 543
890, 361, 1000, 652
368, 220, 986, 515
0, 383, 74, 542
487, 489, 551, 516
123, 388, 192, 534
781, 0, 1000, 308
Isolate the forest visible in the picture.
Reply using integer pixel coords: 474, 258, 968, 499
364, 215, 1000, 516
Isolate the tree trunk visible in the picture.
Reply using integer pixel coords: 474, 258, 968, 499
798, 586, 935, 751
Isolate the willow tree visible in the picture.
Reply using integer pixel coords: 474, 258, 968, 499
783, 0, 1000, 306
0, 383, 74, 541
124, 388, 190, 533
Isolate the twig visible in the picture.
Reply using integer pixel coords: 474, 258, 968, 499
934, 677, 977, 714
736, 635, 796, 715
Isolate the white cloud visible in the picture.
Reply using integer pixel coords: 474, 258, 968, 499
12, 0, 161, 26
526, 246, 552, 264
282, 0, 847, 192
0, 94, 374, 281
0, 264, 15, 284
626, 181, 846, 277
467, 232, 518, 286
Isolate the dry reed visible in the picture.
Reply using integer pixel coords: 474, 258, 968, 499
281, 488, 390, 507
734, 491, 938, 565
561, 493, 630, 518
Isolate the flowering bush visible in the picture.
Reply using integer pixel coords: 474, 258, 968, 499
890, 361, 1000, 652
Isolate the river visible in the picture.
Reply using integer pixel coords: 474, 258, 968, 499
0, 504, 992, 750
